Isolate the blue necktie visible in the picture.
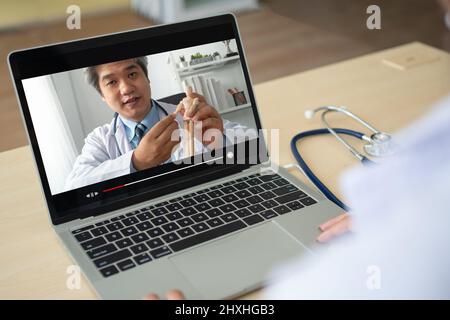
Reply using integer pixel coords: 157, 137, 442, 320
134, 122, 147, 146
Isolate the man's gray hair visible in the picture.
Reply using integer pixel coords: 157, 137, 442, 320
85, 57, 149, 95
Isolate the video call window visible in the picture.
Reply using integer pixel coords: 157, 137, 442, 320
22, 39, 257, 195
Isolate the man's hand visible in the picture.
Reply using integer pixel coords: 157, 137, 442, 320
176, 86, 224, 149
143, 289, 185, 300
132, 113, 180, 170
316, 213, 351, 243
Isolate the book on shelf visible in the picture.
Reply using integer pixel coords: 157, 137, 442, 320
181, 75, 230, 112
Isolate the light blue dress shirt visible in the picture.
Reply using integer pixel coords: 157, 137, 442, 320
119, 100, 161, 149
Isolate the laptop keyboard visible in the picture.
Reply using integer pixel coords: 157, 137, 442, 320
71, 173, 317, 278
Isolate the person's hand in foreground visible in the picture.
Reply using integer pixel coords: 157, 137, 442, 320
143, 289, 185, 300
316, 213, 351, 243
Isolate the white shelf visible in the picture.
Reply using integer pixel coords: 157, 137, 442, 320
177, 55, 240, 77
219, 103, 252, 115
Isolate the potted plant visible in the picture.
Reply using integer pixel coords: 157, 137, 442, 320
190, 52, 214, 66
178, 55, 188, 68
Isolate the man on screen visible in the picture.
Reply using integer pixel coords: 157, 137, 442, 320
65, 57, 248, 190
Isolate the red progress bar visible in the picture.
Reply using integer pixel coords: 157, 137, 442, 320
102, 184, 125, 193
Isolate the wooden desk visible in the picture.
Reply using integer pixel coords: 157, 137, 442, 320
1, 42, 449, 299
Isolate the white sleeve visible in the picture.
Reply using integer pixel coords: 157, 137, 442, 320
64, 131, 134, 191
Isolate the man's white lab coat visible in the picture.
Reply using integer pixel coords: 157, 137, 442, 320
65, 100, 249, 191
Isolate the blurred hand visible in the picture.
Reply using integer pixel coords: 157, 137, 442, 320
143, 289, 185, 300
316, 213, 351, 243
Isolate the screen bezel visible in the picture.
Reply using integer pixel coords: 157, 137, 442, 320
8, 14, 268, 225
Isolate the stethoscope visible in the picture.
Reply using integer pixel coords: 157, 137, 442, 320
290, 106, 395, 211
112, 100, 169, 156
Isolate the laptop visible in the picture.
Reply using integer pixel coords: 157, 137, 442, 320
8, 14, 342, 299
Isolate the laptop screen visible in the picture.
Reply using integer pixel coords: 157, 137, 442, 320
9, 15, 267, 224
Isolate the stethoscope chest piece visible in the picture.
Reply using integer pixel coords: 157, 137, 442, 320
364, 132, 396, 157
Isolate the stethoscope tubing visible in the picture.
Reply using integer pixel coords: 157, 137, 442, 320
290, 128, 374, 211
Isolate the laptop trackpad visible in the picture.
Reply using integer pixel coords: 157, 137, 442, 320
169, 222, 309, 299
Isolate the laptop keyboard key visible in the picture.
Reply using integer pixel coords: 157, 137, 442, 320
275, 191, 307, 204
191, 213, 208, 223
91, 226, 108, 237
194, 194, 211, 203
136, 221, 153, 232
150, 246, 172, 259
180, 199, 197, 207
81, 237, 106, 250
300, 197, 317, 206
115, 238, 133, 249
151, 216, 169, 226
205, 208, 223, 218
100, 265, 119, 278
246, 195, 264, 204
162, 232, 180, 243
260, 191, 276, 200
233, 199, 250, 209
134, 253, 152, 265
234, 182, 249, 190
177, 227, 195, 238
248, 186, 264, 194
130, 243, 148, 254
243, 214, 264, 226
273, 205, 292, 215
260, 210, 278, 220
147, 227, 164, 238
207, 190, 224, 198
166, 211, 183, 221
222, 194, 239, 202
170, 220, 246, 252
286, 201, 305, 210
180, 207, 197, 216
177, 217, 194, 227
87, 244, 117, 259
273, 185, 299, 196
221, 185, 237, 194
221, 213, 238, 223
72, 225, 94, 234
121, 226, 139, 237
122, 217, 139, 226
191, 222, 210, 233
274, 179, 290, 187
146, 238, 164, 249
75, 231, 92, 242
248, 204, 265, 213
131, 232, 149, 243
235, 208, 252, 218
162, 222, 180, 233
151, 207, 168, 216
94, 249, 132, 268
117, 259, 136, 271
106, 221, 124, 232
195, 202, 212, 212
137, 212, 154, 221
166, 203, 183, 211
259, 174, 281, 182
206, 218, 224, 228
246, 178, 262, 186
219, 203, 237, 213
208, 198, 225, 207
235, 190, 251, 198
105, 231, 123, 242
261, 199, 278, 209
